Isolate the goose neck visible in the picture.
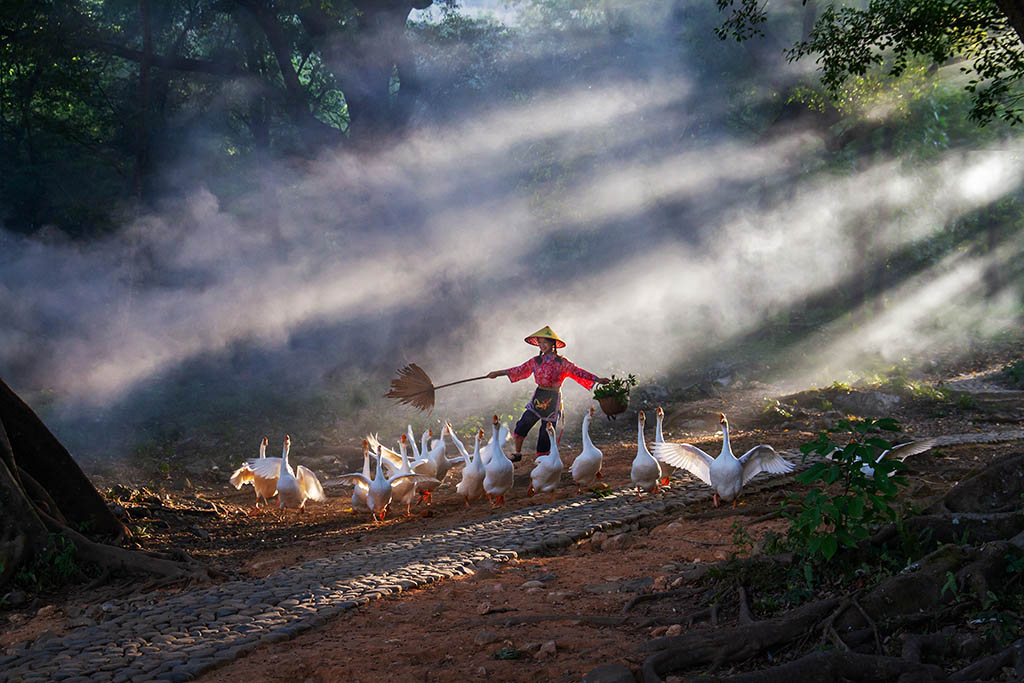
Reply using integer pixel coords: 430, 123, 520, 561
582, 416, 595, 450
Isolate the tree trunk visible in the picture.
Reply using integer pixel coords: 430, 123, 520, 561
0, 378, 125, 540
0, 417, 48, 586
994, 0, 1024, 46
0, 377, 219, 590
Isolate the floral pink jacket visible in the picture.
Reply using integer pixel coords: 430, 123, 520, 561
503, 354, 599, 390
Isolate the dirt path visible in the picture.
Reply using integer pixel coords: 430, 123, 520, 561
1, 354, 1021, 682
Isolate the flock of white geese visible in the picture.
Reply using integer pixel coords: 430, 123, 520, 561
229, 408, 848, 522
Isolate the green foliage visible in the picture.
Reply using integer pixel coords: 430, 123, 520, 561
14, 533, 81, 591
761, 397, 793, 419
717, 0, 1024, 126
1003, 359, 1024, 387
592, 374, 637, 408
784, 417, 907, 561
730, 520, 755, 556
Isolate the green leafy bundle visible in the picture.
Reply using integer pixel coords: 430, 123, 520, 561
784, 417, 908, 560
592, 373, 637, 408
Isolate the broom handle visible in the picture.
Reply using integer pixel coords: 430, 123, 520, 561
433, 375, 491, 391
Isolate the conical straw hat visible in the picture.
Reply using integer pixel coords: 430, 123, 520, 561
524, 325, 566, 348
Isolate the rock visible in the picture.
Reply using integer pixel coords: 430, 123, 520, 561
584, 662, 636, 683
535, 640, 557, 660
635, 383, 670, 403
3, 591, 28, 608
832, 391, 901, 417
520, 580, 545, 589
474, 630, 501, 645
35, 605, 60, 619
473, 567, 497, 581
7, 613, 26, 626
481, 583, 504, 594
601, 534, 632, 551
650, 626, 668, 637
680, 564, 710, 581
584, 583, 624, 594
665, 624, 683, 636
547, 591, 575, 601
592, 531, 608, 544
477, 603, 491, 616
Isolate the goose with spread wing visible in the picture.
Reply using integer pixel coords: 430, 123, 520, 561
272, 435, 327, 512
230, 436, 279, 513
326, 440, 438, 522
653, 413, 794, 507
830, 438, 937, 477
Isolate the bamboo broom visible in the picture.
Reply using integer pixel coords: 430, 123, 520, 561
384, 363, 490, 412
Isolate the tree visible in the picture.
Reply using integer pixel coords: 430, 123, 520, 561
0, 377, 209, 589
0, 0, 439, 235
716, 0, 1024, 125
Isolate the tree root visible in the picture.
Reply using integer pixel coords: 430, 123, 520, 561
870, 510, 1024, 548
639, 596, 842, 682
688, 650, 947, 682
623, 586, 701, 613
737, 586, 753, 626
39, 511, 215, 585
949, 637, 1024, 682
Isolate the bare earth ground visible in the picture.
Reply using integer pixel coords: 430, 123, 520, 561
2, 348, 1022, 682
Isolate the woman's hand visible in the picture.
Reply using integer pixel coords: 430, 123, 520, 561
597, 377, 611, 384
487, 370, 503, 379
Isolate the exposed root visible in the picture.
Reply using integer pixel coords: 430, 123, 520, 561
40, 511, 215, 585
639, 596, 842, 681
688, 650, 947, 682
737, 586, 753, 626
623, 586, 701, 613
949, 637, 1024, 682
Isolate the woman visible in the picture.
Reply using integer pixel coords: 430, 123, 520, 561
487, 326, 610, 461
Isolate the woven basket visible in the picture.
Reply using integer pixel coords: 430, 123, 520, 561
597, 394, 628, 418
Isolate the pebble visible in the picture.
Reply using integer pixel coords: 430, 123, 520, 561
0, 456, 824, 683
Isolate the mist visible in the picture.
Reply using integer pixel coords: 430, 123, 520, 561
1, 0, 1022, 466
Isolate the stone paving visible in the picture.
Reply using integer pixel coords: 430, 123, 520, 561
1, 428, 1021, 682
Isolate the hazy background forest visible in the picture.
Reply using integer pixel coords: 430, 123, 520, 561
1, 0, 1022, 471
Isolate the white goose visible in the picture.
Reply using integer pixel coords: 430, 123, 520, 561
271, 435, 326, 512
654, 413, 794, 507
528, 422, 563, 499
830, 438, 937, 478
230, 436, 279, 513
387, 435, 422, 516
407, 426, 440, 505
653, 405, 675, 483
350, 443, 373, 514
444, 422, 471, 463
570, 407, 604, 491
326, 440, 438, 522
483, 415, 515, 507
630, 411, 663, 495
425, 428, 452, 483
455, 429, 486, 506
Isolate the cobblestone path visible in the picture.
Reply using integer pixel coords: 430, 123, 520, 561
2, 429, 1021, 682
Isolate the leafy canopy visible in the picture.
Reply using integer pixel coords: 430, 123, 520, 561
716, 0, 1024, 125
